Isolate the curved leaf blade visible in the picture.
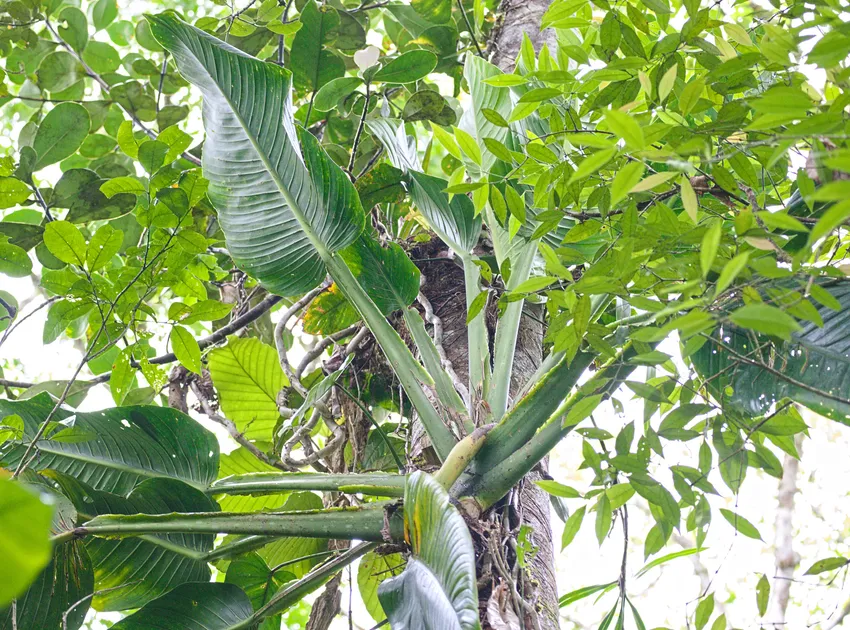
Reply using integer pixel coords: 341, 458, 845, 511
377, 471, 480, 630
110, 583, 253, 630
0, 393, 219, 494
147, 13, 365, 297
460, 56, 511, 176
340, 234, 421, 316
51, 474, 218, 612
366, 119, 481, 256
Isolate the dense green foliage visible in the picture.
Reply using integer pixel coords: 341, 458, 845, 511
0, 0, 849, 627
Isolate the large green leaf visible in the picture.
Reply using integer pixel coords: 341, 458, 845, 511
340, 234, 421, 316
224, 553, 293, 630
289, 0, 345, 90
0, 539, 93, 630
0, 480, 54, 606
148, 13, 365, 297
377, 471, 480, 630
358, 550, 406, 623
51, 473, 218, 611
208, 337, 288, 441
692, 279, 850, 422
149, 12, 450, 459
0, 393, 219, 495
111, 583, 254, 630
216, 448, 290, 513
407, 171, 482, 256
460, 56, 511, 177
304, 233, 421, 335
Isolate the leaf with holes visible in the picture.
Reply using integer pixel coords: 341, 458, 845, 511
50, 473, 218, 612
0, 393, 219, 495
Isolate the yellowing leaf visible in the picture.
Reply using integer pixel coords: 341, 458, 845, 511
724, 22, 753, 47
680, 175, 698, 222
631, 171, 678, 192
658, 64, 677, 103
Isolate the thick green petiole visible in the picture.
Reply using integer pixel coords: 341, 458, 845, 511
58, 504, 404, 544
209, 472, 407, 497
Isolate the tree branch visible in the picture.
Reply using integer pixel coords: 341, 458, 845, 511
0, 379, 35, 389
768, 434, 803, 627
85, 294, 283, 385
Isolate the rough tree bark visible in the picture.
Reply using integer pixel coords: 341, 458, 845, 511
488, 0, 559, 70
355, 5, 564, 626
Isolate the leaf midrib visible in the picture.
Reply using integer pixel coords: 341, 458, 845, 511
33, 441, 206, 490
190, 39, 331, 264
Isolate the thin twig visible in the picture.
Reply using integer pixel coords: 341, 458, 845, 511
274, 284, 328, 396
0, 379, 35, 389
350, 0, 390, 12
335, 382, 405, 471
81, 294, 284, 385
190, 379, 296, 471
347, 83, 371, 180
13, 232, 178, 478
417, 291, 469, 405
156, 54, 168, 113
296, 325, 360, 379
456, 0, 484, 56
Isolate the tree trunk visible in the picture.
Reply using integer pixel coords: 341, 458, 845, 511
414, 240, 558, 629
373, 5, 563, 626
769, 435, 803, 627
481, 11, 561, 627
489, 0, 559, 70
